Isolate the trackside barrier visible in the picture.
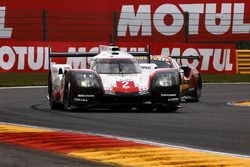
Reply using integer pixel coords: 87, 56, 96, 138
236, 50, 250, 74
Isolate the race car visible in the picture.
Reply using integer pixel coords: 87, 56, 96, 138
48, 45, 181, 112
137, 55, 202, 101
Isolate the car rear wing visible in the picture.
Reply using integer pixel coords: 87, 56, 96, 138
171, 56, 200, 61
48, 45, 151, 69
48, 47, 98, 70
129, 45, 151, 58
129, 50, 151, 62
99, 45, 151, 63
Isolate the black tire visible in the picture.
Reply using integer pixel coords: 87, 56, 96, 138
192, 75, 202, 101
50, 98, 60, 110
48, 71, 52, 97
63, 82, 72, 112
48, 73, 60, 110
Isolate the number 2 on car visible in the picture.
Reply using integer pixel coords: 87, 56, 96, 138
116, 81, 135, 89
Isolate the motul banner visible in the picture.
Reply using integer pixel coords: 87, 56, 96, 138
0, 0, 250, 42
115, 1, 250, 43
0, 41, 236, 74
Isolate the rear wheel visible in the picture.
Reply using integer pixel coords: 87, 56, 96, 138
189, 75, 202, 102
195, 75, 202, 100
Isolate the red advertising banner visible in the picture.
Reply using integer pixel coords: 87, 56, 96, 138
0, 41, 236, 74
0, 0, 250, 42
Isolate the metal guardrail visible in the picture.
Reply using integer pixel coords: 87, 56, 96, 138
236, 50, 250, 74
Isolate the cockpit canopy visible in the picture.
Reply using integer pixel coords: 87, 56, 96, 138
90, 58, 142, 74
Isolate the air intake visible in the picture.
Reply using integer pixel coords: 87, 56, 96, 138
111, 47, 120, 51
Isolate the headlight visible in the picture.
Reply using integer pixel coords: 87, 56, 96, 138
81, 74, 93, 87
158, 77, 173, 87
75, 73, 100, 88
81, 80, 90, 87
155, 72, 178, 87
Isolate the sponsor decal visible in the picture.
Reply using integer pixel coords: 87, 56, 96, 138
0, 42, 236, 74
117, 42, 236, 74
118, 3, 250, 37
77, 94, 95, 98
74, 98, 88, 102
168, 98, 179, 101
0, 7, 12, 38
140, 66, 151, 70
161, 94, 177, 97
0, 46, 49, 71
113, 81, 139, 93
161, 47, 233, 72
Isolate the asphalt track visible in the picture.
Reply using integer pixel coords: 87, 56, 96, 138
0, 84, 250, 166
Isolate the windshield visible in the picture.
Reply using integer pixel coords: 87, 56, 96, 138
151, 60, 173, 68
95, 59, 141, 74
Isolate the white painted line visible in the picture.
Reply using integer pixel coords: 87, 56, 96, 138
0, 86, 47, 90
0, 121, 250, 160
204, 82, 250, 85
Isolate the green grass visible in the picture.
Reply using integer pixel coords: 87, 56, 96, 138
0, 73, 48, 87
202, 74, 250, 83
0, 73, 249, 87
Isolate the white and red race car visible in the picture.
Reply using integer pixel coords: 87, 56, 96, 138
48, 45, 181, 111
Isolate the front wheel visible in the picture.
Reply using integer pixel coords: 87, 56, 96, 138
63, 82, 72, 112
50, 98, 60, 110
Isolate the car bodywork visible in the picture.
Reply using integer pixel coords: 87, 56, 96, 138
48, 46, 181, 111
138, 55, 202, 101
